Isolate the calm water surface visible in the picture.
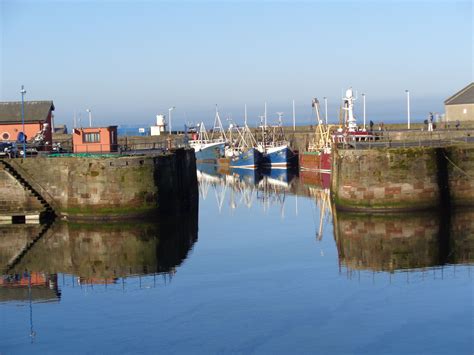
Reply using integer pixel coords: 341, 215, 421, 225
1, 167, 472, 354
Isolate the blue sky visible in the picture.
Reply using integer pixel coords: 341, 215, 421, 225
1, 0, 472, 128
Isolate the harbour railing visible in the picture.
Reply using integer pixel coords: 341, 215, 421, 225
337, 129, 474, 150
3, 138, 191, 158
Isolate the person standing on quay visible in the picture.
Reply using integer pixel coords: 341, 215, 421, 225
428, 112, 434, 132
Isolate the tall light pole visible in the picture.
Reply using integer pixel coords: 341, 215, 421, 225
292, 99, 296, 131
405, 90, 411, 130
323, 97, 328, 125
168, 106, 175, 134
362, 93, 366, 130
244, 104, 248, 126
20, 85, 26, 158
86, 109, 92, 127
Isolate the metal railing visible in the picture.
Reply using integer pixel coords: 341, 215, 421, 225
337, 129, 474, 150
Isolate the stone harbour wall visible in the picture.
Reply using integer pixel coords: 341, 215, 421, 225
332, 144, 474, 211
0, 165, 44, 215
2, 148, 197, 220
332, 147, 440, 211
445, 145, 474, 207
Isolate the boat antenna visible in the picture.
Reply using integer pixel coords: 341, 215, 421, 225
264, 102, 267, 128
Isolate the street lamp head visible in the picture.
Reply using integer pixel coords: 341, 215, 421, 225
86, 109, 91, 113
405, 90, 409, 93
20, 85, 26, 95
169, 106, 175, 111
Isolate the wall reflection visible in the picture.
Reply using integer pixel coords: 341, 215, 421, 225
333, 208, 474, 272
0, 210, 198, 302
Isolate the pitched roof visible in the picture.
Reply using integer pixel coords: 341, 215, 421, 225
444, 82, 474, 105
0, 101, 55, 124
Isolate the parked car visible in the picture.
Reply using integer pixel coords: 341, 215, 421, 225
0, 142, 19, 158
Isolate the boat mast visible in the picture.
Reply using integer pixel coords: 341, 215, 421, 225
343, 88, 358, 132
212, 105, 227, 141
244, 104, 248, 126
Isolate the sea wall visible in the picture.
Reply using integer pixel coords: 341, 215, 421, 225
2, 148, 197, 220
445, 145, 474, 207
0, 165, 44, 215
332, 145, 474, 211
332, 147, 440, 211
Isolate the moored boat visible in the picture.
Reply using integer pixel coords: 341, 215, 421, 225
189, 122, 225, 163
229, 147, 263, 169
299, 98, 333, 172
257, 110, 298, 168
264, 144, 298, 168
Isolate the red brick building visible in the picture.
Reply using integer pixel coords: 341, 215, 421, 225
0, 101, 54, 150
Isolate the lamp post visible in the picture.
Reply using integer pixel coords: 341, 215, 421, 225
292, 99, 296, 131
323, 97, 328, 124
20, 85, 26, 158
362, 93, 366, 130
405, 90, 411, 130
168, 107, 175, 134
86, 109, 92, 127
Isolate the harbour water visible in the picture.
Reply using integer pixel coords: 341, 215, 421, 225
0, 167, 472, 354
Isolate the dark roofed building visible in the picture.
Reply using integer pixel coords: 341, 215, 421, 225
444, 82, 474, 123
0, 101, 55, 124
0, 101, 54, 149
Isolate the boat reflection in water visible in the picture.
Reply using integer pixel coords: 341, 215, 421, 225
197, 163, 301, 214
0, 210, 198, 303
198, 164, 473, 275
333, 208, 474, 273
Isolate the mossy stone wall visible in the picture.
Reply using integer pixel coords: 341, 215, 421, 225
4, 148, 197, 220
332, 147, 440, 211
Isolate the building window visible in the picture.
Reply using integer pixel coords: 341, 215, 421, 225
1, 132, 10, 141
83, 132, 100, 143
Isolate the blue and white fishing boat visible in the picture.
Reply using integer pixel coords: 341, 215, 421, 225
263, 144, 298, 168
189, 108, 227, 163
229, 147, 263, 169
189, 122, 225, 163
227, 123, 263, 169
257, 108, 298, 168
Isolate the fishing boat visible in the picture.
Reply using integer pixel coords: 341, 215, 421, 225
300, 88, 372, 172
189, 107, 227, 163
299, 98, 332, 172
189, 122, 225, 163
257, 108, 298, 168
332, 88, 373, 144
227, 123, 263, 169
